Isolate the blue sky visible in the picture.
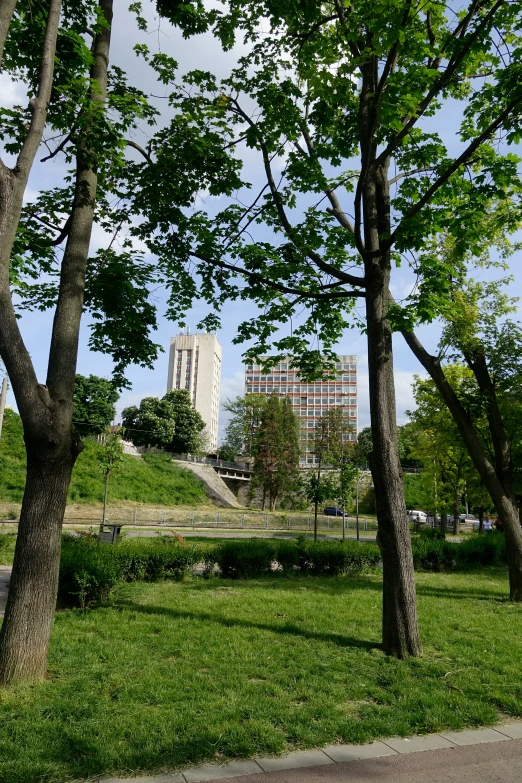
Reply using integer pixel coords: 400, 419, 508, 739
2, 0, 522, 441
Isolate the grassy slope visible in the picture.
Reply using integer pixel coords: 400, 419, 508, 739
0, 411, 207, 506
0, 569, 520, 783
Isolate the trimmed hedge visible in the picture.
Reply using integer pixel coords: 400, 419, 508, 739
58, 531, 508, 608
411, 529, 506, 571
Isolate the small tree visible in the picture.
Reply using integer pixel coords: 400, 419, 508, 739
222, 394, 267, 457
98, 433, 124, 527
252, 395, 300, 510
73, 375, 119, 436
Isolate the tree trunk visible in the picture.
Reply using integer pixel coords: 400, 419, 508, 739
102, 469, 110, 527
478, 507, 484, 534
440, 511, 447, 537
313, 499, 318, 542
0, 435, 79, 684
402, 330, 522, 600
453, 488, 460, 536
366, 267, 421, 658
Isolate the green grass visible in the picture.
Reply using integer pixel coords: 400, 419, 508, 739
0, 411, 207, 506
0, 568, 520, 783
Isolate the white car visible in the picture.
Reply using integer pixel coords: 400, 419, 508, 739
407, 510, 428, 524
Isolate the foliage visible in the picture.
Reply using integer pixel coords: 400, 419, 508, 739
407, 368, 492, 525
122, 389, 205, 453
99, 433, 125, 480
221, 394, 267, 457
0, 410, 26, 501
252, 395, 300, 510
58, 534, 122, 609
0, 569, 520, 783
59, 534, 209, 607
411, 531, 506, 572
125, 1, 522, 371
0, 533, 16, 565
0, 414, 207, 505
72, 375, 119, 436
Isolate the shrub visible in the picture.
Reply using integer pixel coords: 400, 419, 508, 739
59, 534, 121, 608
411, 531, 506, 571
115, 538, 206, 582
295, 540, 380, 576
214, 540, 276, 579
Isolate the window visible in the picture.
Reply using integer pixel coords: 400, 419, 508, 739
350, 363, 356, 370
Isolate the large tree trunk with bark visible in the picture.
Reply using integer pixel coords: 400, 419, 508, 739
366, 272, 422, 658
0, 431, 80, 683
0, 0, 114, 686
402, 330, 522, 600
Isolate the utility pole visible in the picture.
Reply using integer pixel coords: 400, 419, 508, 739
0, 377, 8, 440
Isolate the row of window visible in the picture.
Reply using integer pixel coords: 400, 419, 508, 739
246, 362, 357, 372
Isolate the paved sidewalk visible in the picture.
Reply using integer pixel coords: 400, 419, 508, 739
0, 565, 11, 617
100, 724, 522, 783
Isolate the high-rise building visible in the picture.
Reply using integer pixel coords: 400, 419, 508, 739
167, 333, 222, 451
244, 356, 358, 465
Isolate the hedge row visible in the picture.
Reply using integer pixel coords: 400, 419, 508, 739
58, 535, 381, 607
58, 531, 508, 609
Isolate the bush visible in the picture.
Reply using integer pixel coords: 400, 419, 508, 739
115, 538, 207, 582
214, 540, 276, 579
59, 535, 210, 607
59, 534, 121, 608
210, 538, 381, 579
411, 531, 506, 571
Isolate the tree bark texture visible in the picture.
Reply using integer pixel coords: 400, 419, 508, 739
403, 330, 522, 600
357, 57, 422, 658
0, 0, 114, 686
0, 436, 79, 684
366, 271, 422, 657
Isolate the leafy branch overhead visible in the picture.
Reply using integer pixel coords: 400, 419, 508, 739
121, 0, 522, 369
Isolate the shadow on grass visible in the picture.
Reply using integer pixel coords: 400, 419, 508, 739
115, 599, 380, 651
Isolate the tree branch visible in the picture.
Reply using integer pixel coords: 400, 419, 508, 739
375, 0, 412, 107
192, 251, 366, 300
0, 0, 17, 70
229, 99, 366, 289
384, 95, 522, 251
41, 128, 75, 162
46, 0, 113, 400
16, 0, 62, 179
375, 0, 506, 167
388, 166, 437, 185
125, 139, 152, 164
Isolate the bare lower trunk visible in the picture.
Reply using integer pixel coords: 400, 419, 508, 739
366, 272, 421, 659
478, 508, 484, 534
453, 489, 459, 536
0, 437, 79, 684
314, 500, 318, 542
440, 511, 447, 537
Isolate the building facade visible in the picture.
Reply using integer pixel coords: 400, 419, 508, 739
167, 333, 222, 451
244, 356, 358, 465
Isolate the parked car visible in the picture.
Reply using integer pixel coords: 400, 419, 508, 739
323, 506, 348, 517
407, 509, 428, 524
448, 514, 477, 524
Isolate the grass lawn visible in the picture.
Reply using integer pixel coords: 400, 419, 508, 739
0, 569, 521, 783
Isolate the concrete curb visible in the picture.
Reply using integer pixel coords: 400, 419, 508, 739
98, 722, 522, 783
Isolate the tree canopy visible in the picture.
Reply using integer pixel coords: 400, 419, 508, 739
122, 389, 205, 454
72, 375, 119, 436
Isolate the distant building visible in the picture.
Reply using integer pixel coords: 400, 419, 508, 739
244, 356, 358, 466
167, 333, 222, 451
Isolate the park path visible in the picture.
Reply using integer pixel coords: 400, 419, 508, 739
0, 565, 11, 617
100, 728, 522, 783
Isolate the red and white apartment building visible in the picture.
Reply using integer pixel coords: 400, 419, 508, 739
244, 356, 358, 466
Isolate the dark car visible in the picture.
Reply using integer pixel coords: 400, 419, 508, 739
323, 506, 348, 517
